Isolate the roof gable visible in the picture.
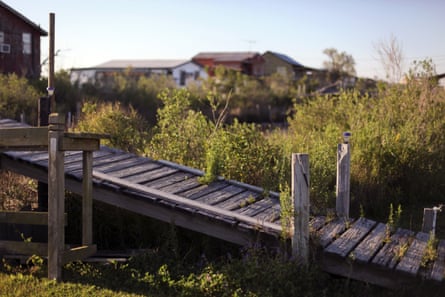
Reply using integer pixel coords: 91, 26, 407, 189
0, 1, 48, 36
264, 51, 303, 67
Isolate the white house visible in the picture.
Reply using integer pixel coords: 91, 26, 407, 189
70, 59, 207, 87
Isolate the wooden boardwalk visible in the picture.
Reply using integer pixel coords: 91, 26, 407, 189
1, 118, 444, 289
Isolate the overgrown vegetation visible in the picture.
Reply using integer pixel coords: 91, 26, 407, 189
1, 58, 445, 296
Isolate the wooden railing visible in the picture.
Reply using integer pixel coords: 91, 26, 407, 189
0, 113, 104, 281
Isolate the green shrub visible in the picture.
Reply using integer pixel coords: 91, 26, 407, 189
76, 101, 149, 154
0, 74, 41, 125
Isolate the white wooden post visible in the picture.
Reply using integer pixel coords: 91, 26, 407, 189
48, 113, 65, 281
336, 132, 351, 219
422, 206, 442, 234
291, 153, 310, 264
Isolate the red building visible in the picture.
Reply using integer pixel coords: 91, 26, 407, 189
0, 1, 47, 79
192, 52, 265, 77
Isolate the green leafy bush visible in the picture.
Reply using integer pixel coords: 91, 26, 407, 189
0, 74, 41, 125
76, 101, 149, 154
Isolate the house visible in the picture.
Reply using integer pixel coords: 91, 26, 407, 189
70, 59, 207, 87
192, 52, 265, 77
262, 51, 314, 80
0, 1, 47, 79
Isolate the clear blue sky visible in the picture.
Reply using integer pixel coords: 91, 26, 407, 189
6, 0, 445, 79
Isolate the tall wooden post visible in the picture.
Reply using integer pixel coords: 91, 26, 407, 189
38, 97, 51, 211
336, 132, 351, 219
291, 153, 310, 264
48, 13, 56, 110
48, 113, 65, 281
82, 151, 93, 245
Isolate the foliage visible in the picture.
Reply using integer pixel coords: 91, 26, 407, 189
323, 48, 356, 80
0, 171, 36, 211
282, 59, 445, 219
148, 89, 212, 169
0, 74, 41, 125
76, 101, 149, 154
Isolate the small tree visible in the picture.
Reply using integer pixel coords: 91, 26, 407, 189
323, 48, 356, 81
374, 34, 405, 83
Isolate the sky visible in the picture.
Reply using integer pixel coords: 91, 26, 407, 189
5, 0, 445, 79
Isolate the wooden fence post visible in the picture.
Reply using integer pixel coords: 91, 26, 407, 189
422, 206, 442, 234
48, 113, 65, 281
336, 132, 351, 219
82, 151, 93, 245
291, 153, 310, 264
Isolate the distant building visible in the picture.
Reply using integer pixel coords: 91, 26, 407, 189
70, 59, 207, 87
192, 52, 265, 77
0, 1, 47, 78
262, 51, 315, 80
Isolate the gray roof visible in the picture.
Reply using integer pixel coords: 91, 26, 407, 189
94, 59, 191, 69
0, 1, 48, 36
193, 52, 261, 62
265, 51, 303, 67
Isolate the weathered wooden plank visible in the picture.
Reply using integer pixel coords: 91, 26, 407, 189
0, 127, 48, 150
372, 228, 414, 268
123, 166, 178, 184
318, 218, 348, 248
325, 217, 376, 258
144, 172, 194, 189
107, 161, 162, 178
61, 136, 100, 151
63, 150, 116, 172
180, 181, 228, 200
310, 216, 326, 232
0, 211, 67, 225
3, 150, 37, 159
0, 240, 48, 256
62, 244, 97, 265
92, 156, 146, 173
353, 222, 387, 263
396, 232, 430, 276
430, 240, 445, 281
19, 151, 49, 162
195, 185, 245, 205
215, 191, 261, 211
158, 176, 202, 194
253, 203, 281, 222
237, 197, 275, 217
69, 153, 133, 174
92, 170, 282, 234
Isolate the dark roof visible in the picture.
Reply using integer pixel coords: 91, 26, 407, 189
193, 52, 261, 62
0, 1, 48, 36
265, 51, 303, 67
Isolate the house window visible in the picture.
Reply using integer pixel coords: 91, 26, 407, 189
22, 33, 31, 55
0, 32, 4, 43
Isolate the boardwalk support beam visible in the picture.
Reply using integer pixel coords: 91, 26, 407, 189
336, 132, 351, 219
291, 153, 310, 264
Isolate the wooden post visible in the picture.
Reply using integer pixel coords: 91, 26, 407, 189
422, 206, 442, 234
48, 13, 56, 110
291, 153, 310, 264
336, 132, 351, 219
82, 151, 93, 245
48, 113, 65, 281
38, 96, 51, 211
